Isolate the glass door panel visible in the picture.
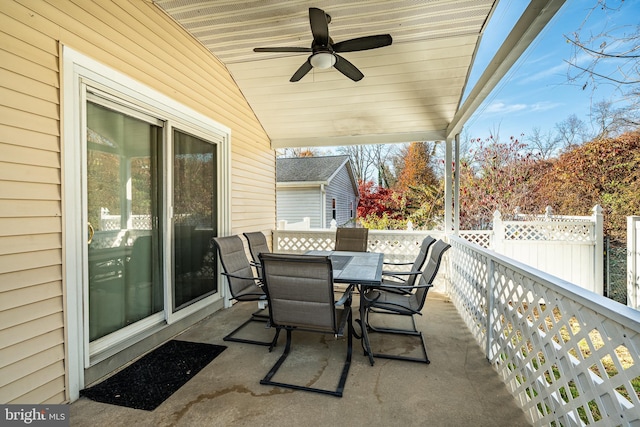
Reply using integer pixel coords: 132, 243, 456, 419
86, 101, 163, 342
173, 130, 218, 311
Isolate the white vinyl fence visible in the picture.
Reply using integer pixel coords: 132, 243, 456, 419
277, 205, 603, 295
629, 216, 640, 309
463, 206, 603, 295
273, 228, 446, 264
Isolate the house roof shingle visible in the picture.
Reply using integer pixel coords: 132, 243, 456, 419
276, 155, 350, 183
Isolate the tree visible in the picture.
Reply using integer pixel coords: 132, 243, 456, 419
394, 142, 438, 191
565, 0, 640, 98
336, 143, 397, 184
276, 147, 321, 157
459, 135, 542, 229
527, 126, 560, 159
357, 180, 407, 230
590, 99, 639, 139
531, 130, 640, 241
554, 114, 591, 149
563, 1, 640, 143
336, 144, 374, 183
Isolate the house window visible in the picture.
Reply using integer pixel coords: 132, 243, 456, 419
332, 198, 337, 220
350, 201, 354, 218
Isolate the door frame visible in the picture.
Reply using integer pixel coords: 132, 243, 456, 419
62, 46, 231, 400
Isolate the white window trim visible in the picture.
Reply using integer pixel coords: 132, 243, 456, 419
62, 46, 232, 400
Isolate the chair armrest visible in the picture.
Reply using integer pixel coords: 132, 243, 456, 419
382, 270, 422, 277
381, 270, 422, 284
377, 282, 433, 291
221, 271, 263, 286
335, 296, 353, 337
383, 261, 413, 266
334, 284, 354, 307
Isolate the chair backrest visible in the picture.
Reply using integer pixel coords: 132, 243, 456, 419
259, 253, 337, 333
335, 227, 368, 252
412, 240, 451, 311
212, 235, 258, 300
405, 236, 437, 287
243, 231, 270, 264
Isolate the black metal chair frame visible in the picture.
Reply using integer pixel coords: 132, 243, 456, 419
212, 235, 277, 347
258, 253, 354, 397
380, 235, 436, 294
361, 240, 450, 364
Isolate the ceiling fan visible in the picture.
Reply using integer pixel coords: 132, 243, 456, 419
253, 7, 392, 82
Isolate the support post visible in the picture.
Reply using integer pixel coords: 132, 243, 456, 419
593, 205, 604, 295
491, 210, 503, 253
445, 138, 453, 232
628, 216, 640, 309
454, 133, 460, 234
486, 258, 495, 361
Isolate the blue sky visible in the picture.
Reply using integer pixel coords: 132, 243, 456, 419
463, 0, 639, 142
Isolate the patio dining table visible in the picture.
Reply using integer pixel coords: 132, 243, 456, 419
305, 250, 384, 366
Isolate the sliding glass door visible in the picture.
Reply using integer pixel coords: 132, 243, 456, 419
84, 96, 221, 351
86, 100, 163, 342
172, 130, 218, 310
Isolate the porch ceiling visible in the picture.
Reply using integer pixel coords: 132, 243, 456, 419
154, 0, 564, 148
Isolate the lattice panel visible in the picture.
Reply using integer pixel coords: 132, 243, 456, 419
503, 221, 593, 242
369, 232, 437, 264
273, 230, 336, 253
274, 230, 445, 262
449, 237, 640, 426
459, 230, 492, 248
449, 240, 489, 347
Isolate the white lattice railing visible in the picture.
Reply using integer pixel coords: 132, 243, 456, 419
273, 229, 446, 264
448, 235, 640, 426
459, 230, 492, 248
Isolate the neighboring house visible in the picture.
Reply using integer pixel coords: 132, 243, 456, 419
277, 156, 359, 228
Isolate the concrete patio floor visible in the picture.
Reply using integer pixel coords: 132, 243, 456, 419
70, 292, 531, 426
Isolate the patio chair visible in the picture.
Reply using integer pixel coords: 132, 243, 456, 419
212, 235, 278, 347
258, 253, 354, 397
243, 231, 270, 268
334, 227, 368, 252
360, 239, 450, 364
380, 235, 437, 294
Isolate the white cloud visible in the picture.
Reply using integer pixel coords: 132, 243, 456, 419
530, 101, 562, 112
484, 102, 527, 114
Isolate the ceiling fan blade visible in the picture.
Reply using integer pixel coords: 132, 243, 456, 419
254, 47, 312, 53
333, 34, 393, 53
334, 54, 364, 82
309, 7, 329, 47
290, 59, 313, 82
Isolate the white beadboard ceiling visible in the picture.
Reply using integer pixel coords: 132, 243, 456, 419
153, 0, 564, 148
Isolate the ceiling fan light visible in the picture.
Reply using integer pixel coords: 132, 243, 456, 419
310, 52, 336, 69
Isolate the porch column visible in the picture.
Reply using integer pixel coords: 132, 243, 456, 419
454, 133, 460, 234
445, 138, 452, 232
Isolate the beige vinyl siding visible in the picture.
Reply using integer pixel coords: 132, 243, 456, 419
1, 0, 274, 404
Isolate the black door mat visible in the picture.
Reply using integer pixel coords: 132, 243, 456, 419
80, 340, 226, 411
